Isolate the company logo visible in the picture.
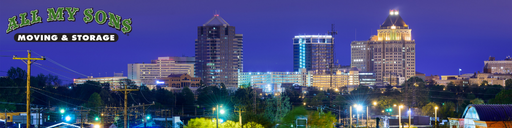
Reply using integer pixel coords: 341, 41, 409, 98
6, 7, 132, 42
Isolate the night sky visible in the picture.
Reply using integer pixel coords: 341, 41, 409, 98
1, 0, 511, 82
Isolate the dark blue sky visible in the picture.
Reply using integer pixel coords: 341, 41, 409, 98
1, 0, 511, 82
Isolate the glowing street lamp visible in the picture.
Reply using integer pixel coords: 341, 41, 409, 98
435, 106, 438, 128
60, 109, 65, 114
399, 105, 403, 128
65, 116, 71, 122
408, 109, 412, 127
215, 104, 225, 128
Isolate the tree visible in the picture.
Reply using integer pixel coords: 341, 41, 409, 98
421, 102, 438, 117
308, 111, 336, 128
264, 95, 291, 124
439, 102, 457, 119
185, 118, 215, 128
85, 92, 104, 108
304, 91, 328, 108
85, 92, 103, 119
470, 98, 484, 105
281, 106, 308, 127
243, 122, 264, 128
220, 120, 241, 128
282, 85, 303, 106
178, 86, 195, 115
377, 96, 398, 110
505, 79, 512, 90
488, 89, 512, 104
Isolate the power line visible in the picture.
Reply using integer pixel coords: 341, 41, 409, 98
32, 51, 88, 77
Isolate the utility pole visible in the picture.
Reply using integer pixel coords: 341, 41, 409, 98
338, 106, 341, 124
112, 81, 139, 128
350, 106, 352, 128
234, 107, 245, 128
216, 104, 219, 128
13, 50, 45, 128
77, 106, 90, 128
162, 109, 170, 128
131, 102, 154, 128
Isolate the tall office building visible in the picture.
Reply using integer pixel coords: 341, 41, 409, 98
351, 10, 416, 84
293, 35, 334, 74
195, 14, 243, 88
127, 57, 195, 85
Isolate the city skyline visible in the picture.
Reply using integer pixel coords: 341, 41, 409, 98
1, 0, 511, 82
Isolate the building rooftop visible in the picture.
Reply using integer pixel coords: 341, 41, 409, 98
380, 10, 408, 29
203, 14, 230, 26
462, 104, 512, 121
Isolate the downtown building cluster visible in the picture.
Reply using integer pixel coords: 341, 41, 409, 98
73, 10, 417, 93
73, 10, 512, 93
83, 10, 512, 94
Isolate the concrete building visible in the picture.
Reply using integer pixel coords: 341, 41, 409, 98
433, 75, 470, 86
293, 35, 334, 74
238, 69, 311, 93
127, 57, 195, 86
195, 14, 243, 88
238, 68, 361, 93
359, 72, 377, 86
468, 73, 510, 86
483, 56, 512, 74
351, 10, 416, 85
155, 74, 201, 93
311, 67, 360, 88
74, 76, 142, 87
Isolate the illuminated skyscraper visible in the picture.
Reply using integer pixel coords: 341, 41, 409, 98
195, 14, 243, 88
351, 10, 416, 85
293, 35, 334, 74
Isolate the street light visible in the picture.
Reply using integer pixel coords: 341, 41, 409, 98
215, 104, 225, 128
399, 105, 403, 128
65, 116, 71, 122
373, 102, 377, 106
60, 109, 65, 114
435, 106, 438, 128
408, 109, 411, 128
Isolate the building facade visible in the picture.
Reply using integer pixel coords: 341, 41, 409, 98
238, 68, 361, 92
351, 10, 416, 85
238, 69, 310, 90
311, 67, 360, 88
73, 76, 141, 86
293, 35, 334, 74
483, 56, 512, 74
156, 74, 201, 88
195, 14, 243, 88
127, 57, 195, 85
